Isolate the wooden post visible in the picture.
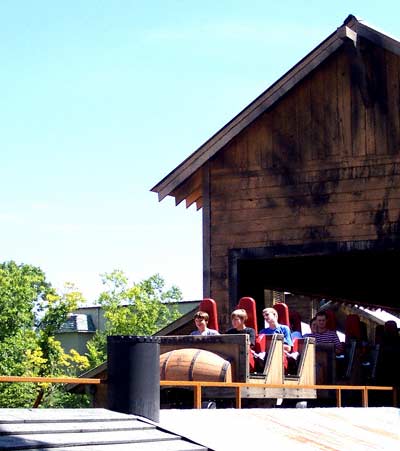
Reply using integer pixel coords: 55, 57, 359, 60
336, 388, 342, 407
235, 387, 241, 409
362, 387, 368, 407
194, 384, 202, 409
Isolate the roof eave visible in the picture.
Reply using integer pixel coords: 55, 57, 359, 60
151, 15, 400, 204
151, 23, 356, 202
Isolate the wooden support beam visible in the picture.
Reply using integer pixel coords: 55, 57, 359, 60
194, 385, 202, 409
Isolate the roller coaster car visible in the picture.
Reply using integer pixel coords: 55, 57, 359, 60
159, 333, 317, 401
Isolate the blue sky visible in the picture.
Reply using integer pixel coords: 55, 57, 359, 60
1, 1, 399, 303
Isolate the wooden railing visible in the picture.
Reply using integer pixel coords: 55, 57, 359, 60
0, 376, 103, 407
0, 376, 395, 409
160, 380, 396, 409
0, 376, 103, 384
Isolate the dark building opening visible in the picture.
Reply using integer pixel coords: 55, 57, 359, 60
229, 239, 400, 329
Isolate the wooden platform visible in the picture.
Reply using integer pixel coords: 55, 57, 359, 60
2, 406, 399, 450
0, 408, 207, 451
160, 407, 400, 451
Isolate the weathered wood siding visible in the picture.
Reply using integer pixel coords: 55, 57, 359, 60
207, 41, 400, 324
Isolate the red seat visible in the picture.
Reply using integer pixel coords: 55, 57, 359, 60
274, 302, 289, 327
248, 349, 256, 372
273, 303, 291, 370
256, 334, 283, 356
384, 320, 399, 345
237, 297, 258, 334
255, 334, 266, 354
237, 297, 258, 372
325, 309, 337, 331
198, 298, 219, 331
345, 314, 361, 343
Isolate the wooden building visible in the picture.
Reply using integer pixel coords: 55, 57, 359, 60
152, 15, 400, 329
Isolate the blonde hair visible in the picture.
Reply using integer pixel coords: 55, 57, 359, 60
263, 307, 278, 318
231, 308, 248, 321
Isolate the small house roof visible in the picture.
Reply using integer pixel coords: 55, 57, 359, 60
151, 15, 400, 209
57, 313, 96, 333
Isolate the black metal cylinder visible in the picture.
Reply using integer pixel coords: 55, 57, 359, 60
107, 335, 160, 422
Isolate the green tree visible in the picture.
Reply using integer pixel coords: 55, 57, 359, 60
36, 282, 88, 377
0, 261, 51, 341
86, 271, 182, 367
0, 261, 90, 407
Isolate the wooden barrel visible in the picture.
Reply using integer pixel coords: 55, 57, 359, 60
160, 348, 232, 382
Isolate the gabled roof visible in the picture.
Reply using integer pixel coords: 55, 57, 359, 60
151, 15, 400, 209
